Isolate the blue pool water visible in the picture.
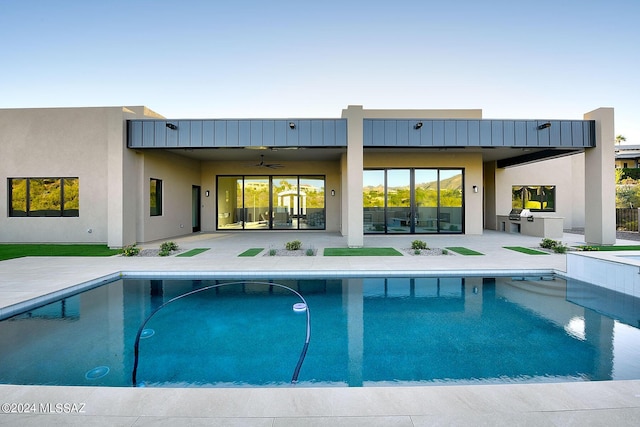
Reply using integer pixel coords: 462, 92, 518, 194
1, 275, 639, 387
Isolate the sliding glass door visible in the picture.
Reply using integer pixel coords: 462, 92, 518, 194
363, 168, 464, 234
300, 177, 325, 229
386, 169, 411, 234
438, 169, 463, 232
217, 175, 325, 230
243, 177, 270, 229
363, 170, 385, 233
414, 169, 438, 232
217, 177, 243, 229
272, 176, 297, 229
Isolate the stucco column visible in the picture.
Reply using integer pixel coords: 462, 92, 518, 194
107, 109, 126, 248
483, 161, 497, 230
584, 108, 615, 245
107, 108, 140, 248
341, 105, 365, 247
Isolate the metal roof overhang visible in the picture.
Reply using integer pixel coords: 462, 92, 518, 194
363, 119, 594, 168
127, 118, 594, 167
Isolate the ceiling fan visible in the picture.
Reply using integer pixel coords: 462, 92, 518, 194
249, 154, 283, 169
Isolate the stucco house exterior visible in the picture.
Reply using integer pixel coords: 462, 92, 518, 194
0, 105, 615, 248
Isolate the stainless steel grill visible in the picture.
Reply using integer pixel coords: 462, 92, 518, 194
509, 209, 523, 221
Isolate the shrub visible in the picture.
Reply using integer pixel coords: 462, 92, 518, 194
617, 220, 638, 231
411, 240, 428, 250
305, 248, 315, 256
540, 238, 568, 253
160, 241, 178, 252
269, 249, 277, 256
158, 241, 179, 256
540, 238, 557, 249
414, 249, 421, 255
621, 168, 640, 180
553, 243, 568, 254
121, 244, 140, 257
578, 245, 600, 251
285, 240, 302, 251
441, 249, 449, 255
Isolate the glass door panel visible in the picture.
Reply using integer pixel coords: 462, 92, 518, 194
217, 177, 243, 229
244, 177, 270, 229
414, 169, 438, 233
439, 169, 463, 233
363, 170, 385, 233
386, 169, 411, 234
299, 176, 325, 229
272, 176, 297, 229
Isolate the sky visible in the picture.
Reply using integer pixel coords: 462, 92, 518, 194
1, 0, 638, 142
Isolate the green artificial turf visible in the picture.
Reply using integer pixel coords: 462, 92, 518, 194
576, 245, 640, 251
0, 244, 121, 261
238, 248, 264, 257
503, 246, 548, 255
445, 246, 484, 256
176, 248, 210, 257
323, 247, 403, 256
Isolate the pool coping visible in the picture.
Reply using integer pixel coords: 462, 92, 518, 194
1, 379, 640, 423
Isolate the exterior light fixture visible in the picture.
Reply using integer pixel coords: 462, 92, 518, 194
289, 122, 296, 129
473, 185, 478, 193
205, 190, 210, 197
537, 122, 551, 130
166, 123, 178, 130
414, 122, 423, 129
331, 189, 335, 196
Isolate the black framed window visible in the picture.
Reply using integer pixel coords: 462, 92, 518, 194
8, 177, 79, 217
150, 178, 163, 216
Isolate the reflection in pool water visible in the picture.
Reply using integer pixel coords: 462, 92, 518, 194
0, 275, 639, 387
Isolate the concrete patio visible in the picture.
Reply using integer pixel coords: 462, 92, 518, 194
1, 230, 639, 425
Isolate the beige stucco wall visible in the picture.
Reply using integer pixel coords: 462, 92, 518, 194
356, 108, 483, 119
200, 159, 342, 233
137, 151, 202, 243
1, 108, 114, 243
0, 106, 163, 246
494, 154, 586, 231
570, 154, 586, 228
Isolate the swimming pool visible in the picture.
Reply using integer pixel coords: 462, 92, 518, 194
1, 275, 639, 387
